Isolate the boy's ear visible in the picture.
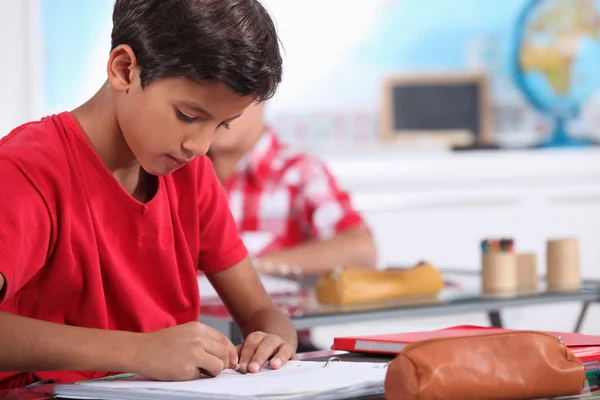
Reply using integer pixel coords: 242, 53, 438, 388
107, 44, 139, 92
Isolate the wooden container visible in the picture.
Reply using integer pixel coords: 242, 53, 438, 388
482, 252, 517, 295
547, 238, 581, 291
517, 252, 538, 291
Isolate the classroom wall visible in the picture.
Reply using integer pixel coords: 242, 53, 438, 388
35, 0, 541, 141
7, 0, 600, 143
0, 0, 43, 137
41, 0, 113, 115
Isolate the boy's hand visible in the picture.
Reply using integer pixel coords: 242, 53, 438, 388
133, 321, 238, 381
237, 331, 298, 373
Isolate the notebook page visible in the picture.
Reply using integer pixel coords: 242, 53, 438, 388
77, 361, 387, 397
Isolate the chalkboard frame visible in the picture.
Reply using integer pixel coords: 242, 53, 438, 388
380, 71, 493, 147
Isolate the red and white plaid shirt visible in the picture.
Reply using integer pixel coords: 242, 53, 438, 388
223, 128, 364, 257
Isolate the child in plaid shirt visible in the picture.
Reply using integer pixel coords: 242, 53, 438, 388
208, 103, 377, 351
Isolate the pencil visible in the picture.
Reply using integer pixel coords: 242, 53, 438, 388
230, 363, 247, 374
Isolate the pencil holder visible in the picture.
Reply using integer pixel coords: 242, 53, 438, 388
516, 252, 538, 291
481, 252, 517, 295
546, 238, 581, 291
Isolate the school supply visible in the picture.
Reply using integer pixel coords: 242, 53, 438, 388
481, 237, 517, 294
332, 325, 600, 363
53, 359, 387, 400
584, 363, 600, 393
480, 238, 514, 254
547, 238, 581, 291
315, 261, 444, 305
384, 330, 585, 400
516, 252, 538, 291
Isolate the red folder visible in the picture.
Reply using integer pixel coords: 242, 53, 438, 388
331, 325, 600, 362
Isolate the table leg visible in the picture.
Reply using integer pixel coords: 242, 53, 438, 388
574, 301, 591, 333
230, 321, 244, 345
488, 310, 503, 327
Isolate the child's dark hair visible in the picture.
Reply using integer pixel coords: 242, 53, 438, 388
111, 0, 282, 101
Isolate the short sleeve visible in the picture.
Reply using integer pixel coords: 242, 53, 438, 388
0, 158, 52, 303
294, 157, 364, 240
197, 157, 248, 273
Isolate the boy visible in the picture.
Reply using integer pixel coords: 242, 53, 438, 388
207, 103, 377, 351
208, 102, 377, 276
0, 0, 297, 389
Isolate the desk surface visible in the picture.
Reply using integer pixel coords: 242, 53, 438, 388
200, 272, 600, 331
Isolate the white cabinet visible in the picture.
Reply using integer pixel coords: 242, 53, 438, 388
356, 187, 531, 268
319, 147, 600, 274
307, 146, 600, 346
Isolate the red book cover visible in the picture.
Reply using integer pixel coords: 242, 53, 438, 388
331, 325, 600, 361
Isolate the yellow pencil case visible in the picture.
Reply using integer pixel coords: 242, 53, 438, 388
315, 262, 444, 305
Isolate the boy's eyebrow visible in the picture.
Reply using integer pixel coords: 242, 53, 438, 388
227, 114, 243, 121
182, 101, 212, 117
182, 101, 243, 121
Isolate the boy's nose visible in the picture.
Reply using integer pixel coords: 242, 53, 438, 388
182, 130, 214, 157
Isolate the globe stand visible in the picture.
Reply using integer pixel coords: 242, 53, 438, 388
537, 118, 599, 148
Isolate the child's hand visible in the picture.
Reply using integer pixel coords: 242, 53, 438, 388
237, 331, 297, 373
134, 321, 239, 381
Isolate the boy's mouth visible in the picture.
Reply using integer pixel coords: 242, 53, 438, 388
166, 155, 189, 169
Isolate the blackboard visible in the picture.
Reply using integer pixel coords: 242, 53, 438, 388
392, 83, 480, 135
381, 72, 492, 146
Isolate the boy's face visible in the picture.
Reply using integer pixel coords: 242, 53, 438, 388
108, 46, 255, 176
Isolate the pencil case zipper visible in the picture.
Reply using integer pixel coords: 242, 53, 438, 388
401, 330, 568, 356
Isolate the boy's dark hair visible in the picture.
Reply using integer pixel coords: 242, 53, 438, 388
111, 0, 282, 101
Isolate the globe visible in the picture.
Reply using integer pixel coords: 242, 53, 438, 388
512, 0, 600, 147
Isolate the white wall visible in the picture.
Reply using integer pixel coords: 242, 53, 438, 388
0, 0, 43, 136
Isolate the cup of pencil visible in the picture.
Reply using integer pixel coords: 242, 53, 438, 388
481, 238, 517, 295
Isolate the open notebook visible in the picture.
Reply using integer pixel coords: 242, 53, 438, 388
53, 360, 387, 400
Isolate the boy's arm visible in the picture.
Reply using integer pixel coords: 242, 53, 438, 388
0, 274, 237, 379
256, 156, 377, 276
206, 259, 297, 370
256, 225, 376, 276
0, 275, 137, 373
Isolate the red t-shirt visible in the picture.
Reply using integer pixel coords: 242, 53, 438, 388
0, 112, 248, 388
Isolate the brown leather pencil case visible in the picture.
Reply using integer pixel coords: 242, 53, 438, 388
384, 331, 585, 400
316, 262, 444, 305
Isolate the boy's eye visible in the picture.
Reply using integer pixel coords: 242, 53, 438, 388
176, 109, 197, 123
219, 122, 231, 130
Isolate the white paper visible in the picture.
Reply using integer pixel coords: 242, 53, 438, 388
68, 361, 387, 399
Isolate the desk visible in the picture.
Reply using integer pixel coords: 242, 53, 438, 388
2, 349, 599, 400
200, 272, 600, 344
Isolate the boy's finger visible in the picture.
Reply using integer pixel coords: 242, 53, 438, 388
238, 339, 258, 370
204, 341, 232, 372
196, 352, 227, 378
224, 338, 239, 365
269, 343, 295, 369
248, 335, 280, 373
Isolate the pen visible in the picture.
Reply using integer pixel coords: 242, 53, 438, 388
230, 363, 247, 374
79, 373, 137, 383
